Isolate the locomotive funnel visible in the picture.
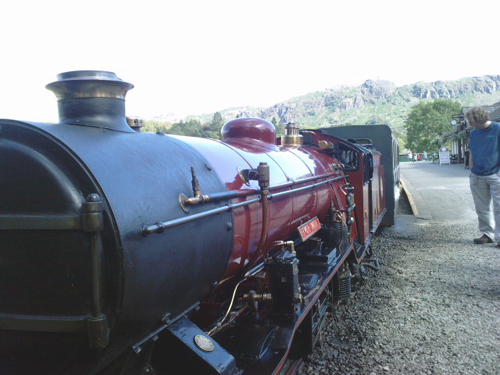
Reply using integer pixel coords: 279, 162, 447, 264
46, 70, 135, 132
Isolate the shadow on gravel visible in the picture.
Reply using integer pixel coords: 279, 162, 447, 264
299, 211, 500, 375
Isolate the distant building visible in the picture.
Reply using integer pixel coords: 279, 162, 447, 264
445, 101, 500, 164
488, 105, 500, 122
462, 101, 500, 121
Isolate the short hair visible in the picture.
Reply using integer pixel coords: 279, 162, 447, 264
466, 107, 489, 125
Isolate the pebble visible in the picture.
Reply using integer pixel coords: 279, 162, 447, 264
298, 220, 499, 375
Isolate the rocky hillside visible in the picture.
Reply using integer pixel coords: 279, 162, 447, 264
188, 75, 500, 140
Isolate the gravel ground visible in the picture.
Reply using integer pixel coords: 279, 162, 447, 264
299, 192, 500, 375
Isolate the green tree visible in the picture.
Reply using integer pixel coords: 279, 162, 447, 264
201, 112, 225, 139
142, 120, 172, 133
167, 119, 204, 137
404, 99, 461, 152
210, 112, 225, 130
271, 117, 286, 136
365, 116, 385, 125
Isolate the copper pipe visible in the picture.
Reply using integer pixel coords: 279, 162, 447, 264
254, 189, 270, 260
253, 162, 270, 262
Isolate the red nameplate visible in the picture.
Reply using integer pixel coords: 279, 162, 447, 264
298, 217, 321, 242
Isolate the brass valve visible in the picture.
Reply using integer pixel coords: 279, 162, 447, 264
273, 240, 296, 254
318, 140, 335, 150
179, 167, 209, 212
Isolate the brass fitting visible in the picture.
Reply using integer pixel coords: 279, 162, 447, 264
273, 240, 296, 254
281, 122, 303, 147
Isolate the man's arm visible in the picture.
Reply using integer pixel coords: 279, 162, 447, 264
469, 152, 474, 169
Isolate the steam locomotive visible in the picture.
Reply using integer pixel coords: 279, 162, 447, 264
0, 71, 399, 374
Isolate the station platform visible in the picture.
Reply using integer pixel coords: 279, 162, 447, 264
396, 161, 476, 229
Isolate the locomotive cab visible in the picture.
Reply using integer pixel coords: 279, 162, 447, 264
302, 130, 386, 252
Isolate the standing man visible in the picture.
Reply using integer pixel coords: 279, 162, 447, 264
467, 107, 500, 246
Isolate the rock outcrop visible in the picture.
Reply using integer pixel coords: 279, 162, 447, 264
184, 75, 500, 134
252, 76, 500, 129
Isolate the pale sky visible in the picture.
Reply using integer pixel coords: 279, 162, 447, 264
1, 0, 498, 122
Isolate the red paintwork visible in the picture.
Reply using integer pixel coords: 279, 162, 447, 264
222, 117, 277, 144
298, 217, 321, 242
348, 148, 386, 245
307, 131, 387, 246
178, 119, 386, 281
